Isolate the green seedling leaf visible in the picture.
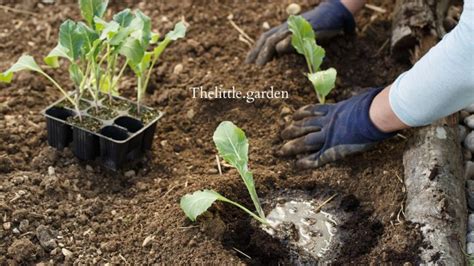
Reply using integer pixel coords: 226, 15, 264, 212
76, 22, 99, 53
129, 10, 151, 47
0, 55, 43, 83
288, 15, 315, 55
302, 38, 325, 73
180, 190, 223, 221
59, 20, 84, 61
166, 21, 187, 41
113, 8, 133, 27
119, 38, 145, 72
95, 18, 120, 40
308, 68, 337, 103
151, 32, 160, 44
69, 64, 83, 87
213, 121, 265, 219
44, 44, 71, 67
79, 0, 108, 28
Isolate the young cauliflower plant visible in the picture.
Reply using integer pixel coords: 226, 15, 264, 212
180, 121, 268, 225
288, 15, 337, 104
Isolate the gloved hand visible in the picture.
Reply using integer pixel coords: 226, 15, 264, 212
246, 0, 356, 65
279, 88, 396, 168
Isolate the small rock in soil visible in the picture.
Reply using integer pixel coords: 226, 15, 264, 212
469, 214, 474, 231
465, 115, 474, 129
458, 125, 468, 142
262, 21, 270, 29
466, 161, 474, 179
124, 170, 135, 178
464, 132, 474, 153
186, 109, 195, 120
19, 219, 30, 232
62, 248, 73, 258
173, 63, 184, 75
280, 106, 291, 117
463, 103, 474, 113
86, 165, 93, 172
3, 222, 11, 230
36, 225, 57, 250
468, 242, 474, 254
286, 3, 301, 15
48, 166, 55, 176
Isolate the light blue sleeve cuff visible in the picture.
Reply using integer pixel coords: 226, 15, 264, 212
389, 1, 474, 127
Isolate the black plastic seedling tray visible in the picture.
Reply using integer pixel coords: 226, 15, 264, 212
42, 93, 163, 170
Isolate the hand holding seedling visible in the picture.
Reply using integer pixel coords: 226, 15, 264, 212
279, 87, 395, 169
245, 0, 357, 65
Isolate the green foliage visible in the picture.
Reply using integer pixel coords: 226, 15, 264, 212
79, 0, 108, 29
288, 15, 337, 103
1, 0, 187, 117
180, 122, 268, 225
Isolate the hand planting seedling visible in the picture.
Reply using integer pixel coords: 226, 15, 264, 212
0, 0, 186, 169
180, 121, 268, 225
288, 15, 337, 104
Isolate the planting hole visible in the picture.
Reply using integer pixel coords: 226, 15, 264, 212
115, 116, 144, 133
100, 126, 129, 141
45, 106, 75, 121
262, 199, 337, 259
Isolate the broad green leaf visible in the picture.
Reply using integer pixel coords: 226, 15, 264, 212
109, 26, 134, 46
0, 55, 43, 83
302, 38, 325, 73
213, 121, 265, 219
166, 21, 187, 41
95, 18, 120, 40
79, 0, 108, 28
76, 22, 99, 53
69, 64, 83, 87
129, 10, 151, 47
99, 75, 118, 95
288, 15, 315, 55
59, 20, 84, 61
140, 52, 153, 71
44, 44, 72, 67
119, 38, 145, 71
180, 190, 223, 221
213, 121, 248, 167
308, 68, 337, 102
113, 8, 133, 27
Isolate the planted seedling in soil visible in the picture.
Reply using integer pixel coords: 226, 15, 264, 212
180, 121, 268, 225
288, 15, 337, 104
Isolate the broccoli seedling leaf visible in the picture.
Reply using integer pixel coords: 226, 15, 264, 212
288, 15, 315, 55
180, 190, 223, 221
288, 15, 337, 103
113, 8, 133, 27
213, 121, 266, 219
129, 10, 151, 47
44, 44, 71, 68
79, 0, 108, 29
308, 68, 337, 103
119, 38, 145, 71
59, 20, 85, 61
166, 21, 187, 41
0, 55, 43, 83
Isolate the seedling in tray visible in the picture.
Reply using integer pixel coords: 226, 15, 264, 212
180, 121, 269, 225
0, 0, 187, 169
288, 15, 337, 104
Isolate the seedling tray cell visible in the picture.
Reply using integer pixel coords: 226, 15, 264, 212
42, 94, 163, 170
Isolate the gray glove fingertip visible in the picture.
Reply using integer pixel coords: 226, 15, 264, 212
255, 30, 290, 65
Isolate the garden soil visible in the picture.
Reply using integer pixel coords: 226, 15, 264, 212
0, 0, 423, 264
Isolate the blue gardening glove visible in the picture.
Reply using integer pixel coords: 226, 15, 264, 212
279, 88, 396, 169
246, 0, 356, 65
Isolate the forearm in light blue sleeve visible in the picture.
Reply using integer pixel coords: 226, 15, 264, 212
389, 1, 474, 127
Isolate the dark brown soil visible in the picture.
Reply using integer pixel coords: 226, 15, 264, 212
129, 105, 160, 124
103, 97, 132, 111
58, 99, 90, 111
0, 0, 422, 264
87, 106, 118, 121
67, 115, 103, 132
